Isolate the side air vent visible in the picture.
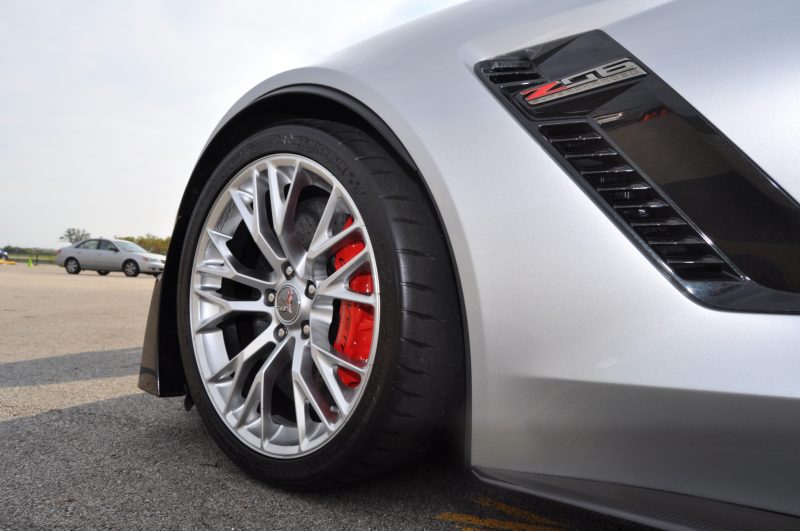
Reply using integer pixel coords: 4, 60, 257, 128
477, 31, 800, 312
479, 58, 543, 94
539, 122, 739, 282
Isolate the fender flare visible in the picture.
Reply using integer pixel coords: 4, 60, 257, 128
138, 84, 455, 398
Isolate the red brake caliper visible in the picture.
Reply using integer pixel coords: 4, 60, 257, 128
332, 217, 374, 388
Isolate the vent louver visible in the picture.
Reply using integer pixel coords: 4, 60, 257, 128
480, 58, 543, 94
539, 122, 739, 282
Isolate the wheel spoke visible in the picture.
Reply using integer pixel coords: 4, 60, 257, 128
207, 354, 239, 384
292, 340, 335, 435
229, 331, 285, 415
235, 377, 262, 428
314, 247, 376, 306
267, 158, 312, 274
310, 343, 367, 376
207, 321, 277, 382
310, 346, 356, 416
307, 217, 363, 263
235, 337, 290, 428
229, 170, 285, 271
204, 327, 275, 413
267, 159, 296, 240
306, 188, 344, 256
194, 288, 269, 333
292, 380, 309, 450
197, 230, 273, 292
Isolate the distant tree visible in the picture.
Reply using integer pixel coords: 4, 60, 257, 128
60, 228, 91, 244
117, 233, 171, 255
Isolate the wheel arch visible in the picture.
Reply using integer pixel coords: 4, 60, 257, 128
140, 85, 471, 429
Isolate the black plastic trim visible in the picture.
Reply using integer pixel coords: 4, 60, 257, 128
474, 468, 800, 531
476, 30, 800, 313
138, 275, 184, 396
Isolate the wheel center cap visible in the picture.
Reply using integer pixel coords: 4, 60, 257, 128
275, 285, 301, 324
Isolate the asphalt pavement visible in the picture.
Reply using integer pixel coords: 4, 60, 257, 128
0, 265, 648, 530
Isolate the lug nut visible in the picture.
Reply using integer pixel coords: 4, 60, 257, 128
306, 282, 316, 298
276, 326, 287, 339
284, 264, 294, 278
265, 290, 276, 306
302, 322, 311, 338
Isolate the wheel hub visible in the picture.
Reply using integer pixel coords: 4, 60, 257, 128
275, 284, 301, 324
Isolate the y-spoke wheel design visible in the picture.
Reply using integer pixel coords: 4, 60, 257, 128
190, 153, 380, 457
178, 120, 464, 488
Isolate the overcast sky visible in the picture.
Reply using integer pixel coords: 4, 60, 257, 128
0, 0, 465, 249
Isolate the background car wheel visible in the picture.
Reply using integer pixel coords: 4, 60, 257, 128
177, 120, 464, 489
97, 270, 110, 276
65, 258, 81, 274
123, 260, 140, 277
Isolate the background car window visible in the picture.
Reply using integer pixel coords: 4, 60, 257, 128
115, 240, 147, 253
77, 240, 99, 250
98, 240, 117, 251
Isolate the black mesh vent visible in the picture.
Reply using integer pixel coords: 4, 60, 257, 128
480, 58, 543, 94
539, 122, 740, 282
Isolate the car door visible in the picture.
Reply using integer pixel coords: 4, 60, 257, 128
96, 240, 123, 270
74, 239, 100, 268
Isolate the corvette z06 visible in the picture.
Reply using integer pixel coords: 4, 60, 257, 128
139, 1, 800, 528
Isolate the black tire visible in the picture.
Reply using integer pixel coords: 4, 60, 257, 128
123, 260, 140, 277
65, 257, 81, 274
97, 270, 110, 276
177, 120, 464, 489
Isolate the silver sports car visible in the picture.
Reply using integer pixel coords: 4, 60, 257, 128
138, 0, 800, 527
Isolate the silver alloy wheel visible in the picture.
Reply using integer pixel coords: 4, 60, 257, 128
124, 261, 138, 276
66, 259, 79, 273
189, 154, 380, 458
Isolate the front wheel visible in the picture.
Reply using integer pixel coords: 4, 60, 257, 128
177, 120, 464, 489
123, 260, 139, 277
65, 258, 81, 274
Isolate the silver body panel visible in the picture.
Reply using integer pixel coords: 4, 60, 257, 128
194, 0, 800, 517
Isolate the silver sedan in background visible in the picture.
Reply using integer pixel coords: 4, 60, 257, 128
55, 238, 165, 277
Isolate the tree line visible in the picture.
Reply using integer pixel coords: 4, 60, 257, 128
115, 234, 171, 255
2, 245, 57, 255
4, 229, 171, 255
60, 228, 171, 254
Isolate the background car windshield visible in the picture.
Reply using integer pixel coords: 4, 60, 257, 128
116, 241, 147, 253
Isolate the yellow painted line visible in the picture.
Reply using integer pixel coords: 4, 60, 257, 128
0, 374, 140, 421
436, 512, 557, 531
476, 496, 563, 527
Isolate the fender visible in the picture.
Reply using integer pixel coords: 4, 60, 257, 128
138, 84, 445, 397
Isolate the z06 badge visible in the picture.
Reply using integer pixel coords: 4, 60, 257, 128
520, 58, 646, 106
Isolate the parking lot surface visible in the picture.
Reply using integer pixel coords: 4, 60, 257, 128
0, 265, 646, 530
